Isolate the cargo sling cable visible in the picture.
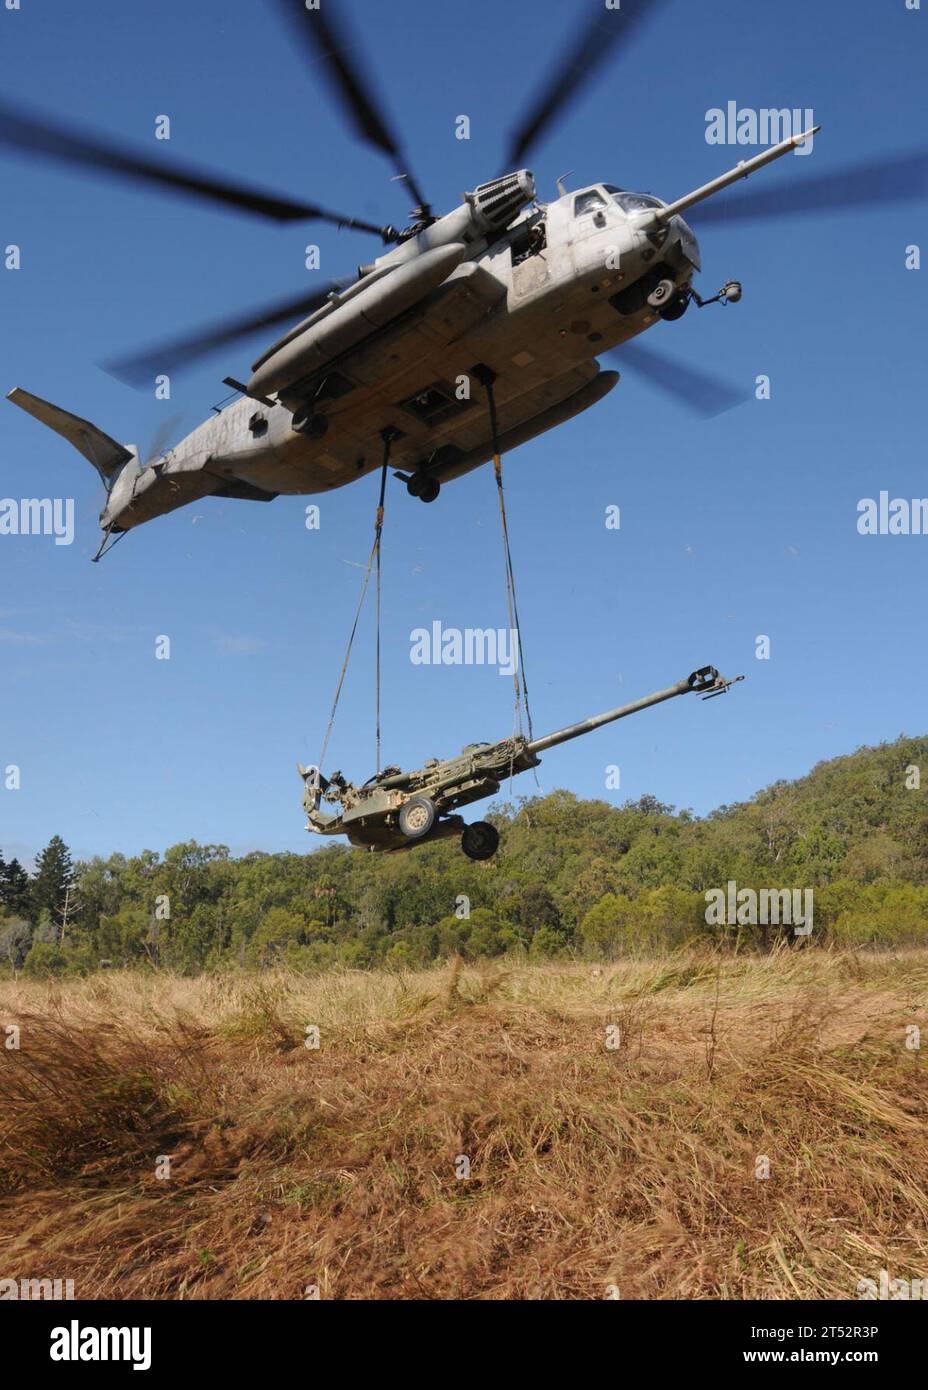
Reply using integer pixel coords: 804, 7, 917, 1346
474, 365, 535, 782
317, 429, 396, 777
316, 385, 535, 788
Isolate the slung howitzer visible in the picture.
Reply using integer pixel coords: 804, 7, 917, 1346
299, 665, 741, 859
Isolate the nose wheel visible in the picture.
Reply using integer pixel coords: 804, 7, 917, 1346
659, 292, 689, 321
406, 471, 440, 503
646, 278, 676, 309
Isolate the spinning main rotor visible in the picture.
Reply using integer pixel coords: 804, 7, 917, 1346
1, 0, 926, 403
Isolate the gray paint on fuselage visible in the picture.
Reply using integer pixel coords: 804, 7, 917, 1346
109, 186, 699, 528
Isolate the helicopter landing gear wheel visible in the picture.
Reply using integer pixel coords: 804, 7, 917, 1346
646, 278, 676, 310
292, 410, 329, 439
659, 292, 689, 321
461, 820, 499, 861
407, 472, 440, 503
398, 795, 436, 839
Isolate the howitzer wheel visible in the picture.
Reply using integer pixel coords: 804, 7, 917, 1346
461, 821, 499, 861
398, 795, 436, 839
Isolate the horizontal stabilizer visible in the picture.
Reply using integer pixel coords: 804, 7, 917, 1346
6, 386, 133, 484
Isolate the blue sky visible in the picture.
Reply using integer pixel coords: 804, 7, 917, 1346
1, 0, 926, 864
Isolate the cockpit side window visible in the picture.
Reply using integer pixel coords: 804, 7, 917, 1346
573, 190, 607, 217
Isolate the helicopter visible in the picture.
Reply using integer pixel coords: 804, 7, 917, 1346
4, 0, 927, 552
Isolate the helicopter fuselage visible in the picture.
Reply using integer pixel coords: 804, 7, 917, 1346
101, 183, 700, 532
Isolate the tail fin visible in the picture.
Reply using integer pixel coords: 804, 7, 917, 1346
6, 387, 134, 489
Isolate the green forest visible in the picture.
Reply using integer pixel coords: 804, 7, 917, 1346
2, 734, 926, 975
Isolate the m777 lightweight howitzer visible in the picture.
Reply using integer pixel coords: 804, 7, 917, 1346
299, 665, 742, 860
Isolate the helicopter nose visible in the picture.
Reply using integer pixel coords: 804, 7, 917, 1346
669, 214, 701, 272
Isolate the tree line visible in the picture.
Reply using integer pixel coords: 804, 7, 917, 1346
2, 734, 926, 975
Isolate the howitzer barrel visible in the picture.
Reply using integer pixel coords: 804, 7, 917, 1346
526, 666, 727, 755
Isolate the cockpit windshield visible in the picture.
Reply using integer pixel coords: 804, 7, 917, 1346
604, 187, 666, 215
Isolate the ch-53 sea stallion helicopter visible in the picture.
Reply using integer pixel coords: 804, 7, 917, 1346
4, 0, 927, 555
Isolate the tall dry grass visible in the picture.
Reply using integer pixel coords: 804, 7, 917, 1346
1, 946, 927, 1299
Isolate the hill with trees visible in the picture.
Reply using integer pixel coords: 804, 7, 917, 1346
2, 734, 926, 974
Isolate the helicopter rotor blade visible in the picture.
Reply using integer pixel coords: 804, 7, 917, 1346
609, 339, 750, 418
270, 0, 432, 218
502, 0, 669, 171
103, 278, 352, 387
688, 147, 928, 226
0, 100, 389, 234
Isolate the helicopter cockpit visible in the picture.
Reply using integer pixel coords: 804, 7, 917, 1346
566, 183, 701, 275
570, 186, 667, 218
602, 185, 702, 271
603, 187, 667, 215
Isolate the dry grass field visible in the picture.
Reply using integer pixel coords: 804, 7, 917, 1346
1, 946, 927, 1300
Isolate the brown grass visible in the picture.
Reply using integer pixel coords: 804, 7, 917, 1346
1, 946, 927, 1300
